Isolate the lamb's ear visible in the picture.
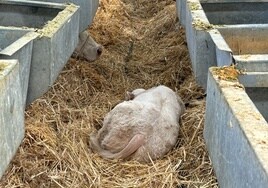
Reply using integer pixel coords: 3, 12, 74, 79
114, 134, 145, 159
79, 30, 89, 41
125, 91, 135, 101
90, 134, 145, 160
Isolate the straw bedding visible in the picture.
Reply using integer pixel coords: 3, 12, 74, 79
0, 0, 218, 187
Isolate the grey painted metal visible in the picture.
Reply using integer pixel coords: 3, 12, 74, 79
201, 2, 268, 25
209, 29, 232, 67
0, 60, 24, 179
181, 0, 268, 88
177, 0, 206, 27
201, 0, 268, 1
204, 68, 268, 188
234, 55, 268, 72
30, 0, 99, 32
0, 0, 80, 179
176, 0, 187, 27
91, 0, 99, 25
0, 1, 63, 28
176, 0, 268, 27
185, 0, 217, 88
0, 1, 80, 104
0, 27, 38, 109
238, 72, 268, 87
179, 1, 268, 186
26, 2, 80, 104
0, 0, 66, 7
217, 25, 268, 55
211, 25, 268, 67
246, 87, 268, 121
177, 0, 268, 88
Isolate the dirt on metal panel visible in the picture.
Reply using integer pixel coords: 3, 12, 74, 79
37, 4, 78, 37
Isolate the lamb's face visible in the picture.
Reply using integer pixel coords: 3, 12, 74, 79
73, 30, 103, 62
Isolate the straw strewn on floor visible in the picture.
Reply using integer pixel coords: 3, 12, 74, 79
0, 0, 218, 187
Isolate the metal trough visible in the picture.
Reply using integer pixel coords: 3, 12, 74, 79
176, 0, 268, 26
0, 0, 80, 104
177, 0, 268, 186
31, 0, 99, 32
178, 0, 268, 88
239, 72, 268, 121
0, 27, 38, 108
202, 1, 268, 25
184, 0, 217, 88
210, 25, 268, 71
204, 67, 268, 188
0, 60, 24, 179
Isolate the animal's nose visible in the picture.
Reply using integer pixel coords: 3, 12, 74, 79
97, 46, 103, 56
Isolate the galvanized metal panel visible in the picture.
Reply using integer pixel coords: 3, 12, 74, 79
204, 68, 268, 188
30, 0, 99, 32
26, 3, 80, 104
185, 0, 217, 88
0, 29, 38, 108
0, 59, 24, 179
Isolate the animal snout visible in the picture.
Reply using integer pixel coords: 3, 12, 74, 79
97, 46, 103, 56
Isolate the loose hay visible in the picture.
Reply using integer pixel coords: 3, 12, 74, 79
0, 0, 218, 187
212, 66, 241, 81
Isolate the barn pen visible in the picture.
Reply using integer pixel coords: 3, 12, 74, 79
0, 0, 219, 187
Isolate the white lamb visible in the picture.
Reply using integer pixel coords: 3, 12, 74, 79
90, 85, 185, 162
